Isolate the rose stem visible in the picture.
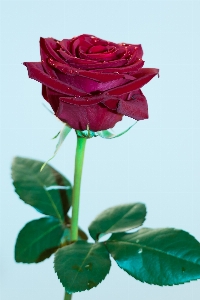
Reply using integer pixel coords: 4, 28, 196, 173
64, 292, 72, 300
64, 136, 86, 299
71, 136, 87, 241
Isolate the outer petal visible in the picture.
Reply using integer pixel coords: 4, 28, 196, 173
56, 101, 122, 131
60, 95, 120, 106
117, 90, 148, 120
105, 68, 159, 96
57, 71, 129, 94
23, 62, 87, 96
40, 37, 65, 63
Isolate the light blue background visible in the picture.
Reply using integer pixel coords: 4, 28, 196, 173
0, 0, 200, 299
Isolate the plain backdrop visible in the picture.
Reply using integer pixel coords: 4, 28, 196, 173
0, 0, 200, 299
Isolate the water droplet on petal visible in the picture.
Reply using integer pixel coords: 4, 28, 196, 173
114, 72, 119, 74
138, 248, 143, 254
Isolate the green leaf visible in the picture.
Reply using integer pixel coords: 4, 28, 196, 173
12, 157, 72, 220
106, 228, 200, 286
41, 123, 71, 171
97, 122, 137, 139
54, 241, 111, 293
88, 203, 146, 241
15, 217, 64, 263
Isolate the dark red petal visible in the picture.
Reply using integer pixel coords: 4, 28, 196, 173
40, 37, 65, 63
94, 59, 144, 75
45, 87, 62, 112
60, 95, 120, 106
42, 85, 48, 101
59, 39, 72, 54
88, 45, 108, 53
57, 71, 129, 93
79, 48, 119, 61
105, 68, 159, 96
47, 58, 135, 82
102, 99, 119, 110
134, 68, 160, 79
23, 62, 87, 96
117, 91, 148, 120
40, 38, 58, 79
56, 101, 122, 131
57, 48, 128, 70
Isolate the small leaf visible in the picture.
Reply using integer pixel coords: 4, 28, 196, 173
15, 217, 64, 263
12, 157, 72, 220
106, 228, 200, 286
88, 203, 146, 241
97, 122, 137, 139
54, 241, 111, 293
41, 124, 71, 171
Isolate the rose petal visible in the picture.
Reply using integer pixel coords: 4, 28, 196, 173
117, 90, 148, 120
23, 62, 87, 96
60, 95, 119, 106
105, 68, 159, 96
40, 37, 65, 63
57, 48, 128, 70
45, 87, 62, 112
42, 84, 48, 101
59, 39, 72, 54
47, 58, 136, 82
79, 48, 119, 62
56, 71, 129, 93
56, 101, 122, 131
94, 59, 144, 75
40, 38, 58, 79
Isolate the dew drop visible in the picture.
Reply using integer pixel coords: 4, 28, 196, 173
182, 267, 186, 273
114, 72, 119, 74
136, 239, 140, 243
138, 248, 143, 254
85, 263, 92, 271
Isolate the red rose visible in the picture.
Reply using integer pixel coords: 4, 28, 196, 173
24, 34, 158, 131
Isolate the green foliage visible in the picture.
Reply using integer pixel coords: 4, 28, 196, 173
12, 157, 72, 220
106, 228, 200, 285
13, 157, 88, 264
89, 203, 146, 241
15, 217, 64, 263
54, 241, 111, 293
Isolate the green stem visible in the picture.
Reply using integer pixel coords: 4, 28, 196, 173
64, 292, 72, 300
63, 137, 86, 299
71, 136, 87, 241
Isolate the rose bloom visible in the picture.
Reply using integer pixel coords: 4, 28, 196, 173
24, 34, 158, 131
